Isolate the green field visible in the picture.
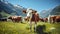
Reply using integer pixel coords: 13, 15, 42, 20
0, 21, 60, 34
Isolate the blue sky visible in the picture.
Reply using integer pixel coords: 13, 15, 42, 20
5, 0, 60, 12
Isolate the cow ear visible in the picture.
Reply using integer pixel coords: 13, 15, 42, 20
23, 10, 26, 13
31, 11, 33, 13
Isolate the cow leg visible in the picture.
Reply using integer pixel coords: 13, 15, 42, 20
29, 21, 32, 32
50, 17, 54, 24
55, 19, 57, 23
19, 19, 23, 23
34, 21, 37, 32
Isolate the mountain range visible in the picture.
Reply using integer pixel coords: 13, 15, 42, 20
40, 5, 60, 18
0, 1, 26, 18
50, 5, 60, 15
0, 0, 60, 18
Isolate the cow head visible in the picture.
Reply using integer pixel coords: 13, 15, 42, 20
8, 16, 12, 19
32, 10, 37, 14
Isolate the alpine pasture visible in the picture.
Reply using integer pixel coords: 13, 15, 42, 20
0, 21, 60, 34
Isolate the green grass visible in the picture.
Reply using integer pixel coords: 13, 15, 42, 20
0, 21, 60, 34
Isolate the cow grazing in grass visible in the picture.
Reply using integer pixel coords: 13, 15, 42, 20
55, 16, 60, 22
8, 16, 22, 23
50, 16, 56, 23
23, 8, 40, 32
39, 18, 44, 22
39, 18, 48, 22
48, 15, 60, 23
43, 18, 48, 22
0, 18, 7, 21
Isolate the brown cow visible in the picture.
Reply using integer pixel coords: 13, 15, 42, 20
55, 16, 60, 22
43, 18, 48, 22
8, 16, 22, 23
39, 18, 44, 22
50, 15, 60, 23
50, 16, 56, 23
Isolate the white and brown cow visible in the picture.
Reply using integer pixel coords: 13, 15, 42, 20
48, 15, 60, 23
43, 18, 48, 22
23, 8, 40, 31
55, 16, 60, 23
8, 16, 22, 23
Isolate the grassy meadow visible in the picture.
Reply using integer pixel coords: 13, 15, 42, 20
0, 21, 60, 34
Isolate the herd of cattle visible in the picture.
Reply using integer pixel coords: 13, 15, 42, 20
0, 8, 60, 23
0, 15, 60, 23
